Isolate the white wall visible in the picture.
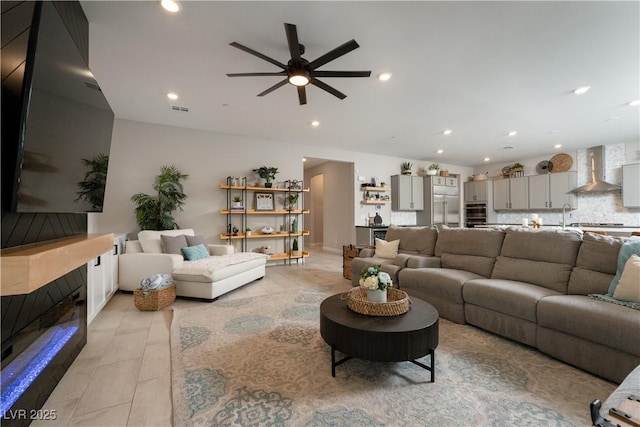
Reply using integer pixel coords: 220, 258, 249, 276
90, 119, 473, 252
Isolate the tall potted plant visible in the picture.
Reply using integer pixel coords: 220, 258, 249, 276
75, 154, 109, 211
253, 166, 278, 188
130, 165, 189, 230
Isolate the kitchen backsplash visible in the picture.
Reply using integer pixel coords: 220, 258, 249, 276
497, 143, 640, 226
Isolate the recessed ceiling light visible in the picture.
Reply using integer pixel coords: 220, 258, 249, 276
161, 0, 180, 12
436, 149, 444, 154
507, 131, 518, 137
311, 120, 320, 127
629, 99, 640, 107
554, 144, 563, 149
167, 92, 178, 100
484, 157, 491, 162
377, 72, 392, 81
302, 158, 307, 162
443, 129, 452, 135
573, 86, 591, 95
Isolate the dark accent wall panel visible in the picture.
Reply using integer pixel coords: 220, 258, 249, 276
1, 212, 87, 248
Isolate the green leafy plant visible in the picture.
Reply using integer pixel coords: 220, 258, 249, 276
253, 166, 279, 186
286, 193, 299, 208
428, 163, 440, 171
130, 165, 189, 230
292, 237, 299, 252
232, 196, 242, 203
245, 227, 252, 231
513, 162, 524, 170
75, 154, 109, 211
401, 162, 413, 172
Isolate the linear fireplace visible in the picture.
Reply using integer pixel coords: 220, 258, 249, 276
1, 278, 86, 422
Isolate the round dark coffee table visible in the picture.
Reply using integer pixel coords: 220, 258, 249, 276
319, 293, 439, 380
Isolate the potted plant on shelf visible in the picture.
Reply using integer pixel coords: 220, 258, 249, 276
401, 162, 413, 175
245, 227, 252, 237
232, 196, 243, 209
291, 238, 300, 256
427, 163, 440, 176
286, 193, 299, 210
380, 181, 386, 187
130, 165, 189, 230
512, 163, 524, 171
279, 224, 287, 234
253, 166, 279, 188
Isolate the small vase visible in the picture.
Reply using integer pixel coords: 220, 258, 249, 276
366, 289, 387, 303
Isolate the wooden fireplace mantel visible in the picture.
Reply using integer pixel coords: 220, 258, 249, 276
0, 233, 114, 296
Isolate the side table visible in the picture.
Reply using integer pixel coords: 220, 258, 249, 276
342, 244, 370, 280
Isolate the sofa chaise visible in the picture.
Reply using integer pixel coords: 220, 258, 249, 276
352, 225, 640, 383
118, 229, 268, 300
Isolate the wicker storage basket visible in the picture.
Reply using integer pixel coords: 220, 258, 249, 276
343, 287, 410, 316
134, 284, 176, 311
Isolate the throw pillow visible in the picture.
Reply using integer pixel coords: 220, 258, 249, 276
186, 235, 206, 247
182, 244, 210, 261
161, 234, 188, 255
374, 238, 400, 259
139, 239, 163, 253
613, 254, 640, 303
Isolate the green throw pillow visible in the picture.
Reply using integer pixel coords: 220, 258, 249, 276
182, 244, 210, 261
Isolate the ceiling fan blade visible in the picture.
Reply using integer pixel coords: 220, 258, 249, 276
229, 42, 287, 69
257, 79, 288, 97
307, 39, 360, 70
227, 72, 287, 77
312, 70, 371, 78
297, 86, 307, 105
310, 78, 347, 100
284, 23, 302, 61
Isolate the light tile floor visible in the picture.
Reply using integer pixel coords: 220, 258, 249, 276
32, 248, 349, 426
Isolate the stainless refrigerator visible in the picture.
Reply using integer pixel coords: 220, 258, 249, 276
416, 176, 461, 227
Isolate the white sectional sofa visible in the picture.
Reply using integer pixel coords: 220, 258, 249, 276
118, 229, 268, 300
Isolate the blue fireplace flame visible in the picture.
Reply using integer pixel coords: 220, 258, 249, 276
1, 323, 79, 416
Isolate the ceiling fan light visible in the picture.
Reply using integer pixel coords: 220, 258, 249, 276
289, 74, 310, 86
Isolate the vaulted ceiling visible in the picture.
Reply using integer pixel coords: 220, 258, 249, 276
81, 1, 639, 166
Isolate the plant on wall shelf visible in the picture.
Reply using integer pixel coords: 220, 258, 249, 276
401, 162, 413, 174
286, 193, 299, 209
75, 154, 109, 211
253, 166, 279, 188
428, 163, 440, 171
292, 237, 299, 254
130, 165, 189, 230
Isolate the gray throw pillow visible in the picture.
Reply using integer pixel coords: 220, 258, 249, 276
161, 234, 188, 255
186, 235, 206, 247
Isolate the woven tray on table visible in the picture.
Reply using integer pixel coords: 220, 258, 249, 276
134, 284, 176, 311
343, 287, 410, 316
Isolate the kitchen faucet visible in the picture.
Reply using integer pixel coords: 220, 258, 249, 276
562, 203, 572, 229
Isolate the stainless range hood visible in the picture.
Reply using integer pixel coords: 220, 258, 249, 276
571, 146, 621, 193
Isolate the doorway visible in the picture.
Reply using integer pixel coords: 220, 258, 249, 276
309, 174, 324, 246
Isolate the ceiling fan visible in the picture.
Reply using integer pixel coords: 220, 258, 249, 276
227, 23, 371, 105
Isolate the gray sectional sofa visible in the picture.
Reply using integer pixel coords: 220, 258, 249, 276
351, 225, 640, 383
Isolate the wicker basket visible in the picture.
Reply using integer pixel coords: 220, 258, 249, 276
343, 287, 410, 316
134, 284, 176, 311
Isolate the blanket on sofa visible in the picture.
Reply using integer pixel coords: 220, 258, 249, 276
172, 252, 269, 281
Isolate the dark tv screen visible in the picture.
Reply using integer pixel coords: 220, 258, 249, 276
16, 1, 113, 213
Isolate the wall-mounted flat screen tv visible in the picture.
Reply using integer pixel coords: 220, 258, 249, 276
15, 1, 114, 213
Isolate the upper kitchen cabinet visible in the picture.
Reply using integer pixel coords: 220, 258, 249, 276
493, 177, 528, 211
529, 172, 577, 210
464, 180, 488, 202
622, 163, 640, 208
391, 175, 424, 210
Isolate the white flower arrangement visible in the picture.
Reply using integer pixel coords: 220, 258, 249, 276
359, 265, 393, 291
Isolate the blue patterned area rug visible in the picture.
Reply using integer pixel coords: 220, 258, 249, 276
170, 288, 615, 426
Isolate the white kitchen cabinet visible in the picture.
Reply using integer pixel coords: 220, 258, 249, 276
88, 234, 126, 324
464, 181, 488, 202
529, 172, 577, 210
391, 175, 424, 210
623, 164, 640, 208
493, 177, 528, 210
